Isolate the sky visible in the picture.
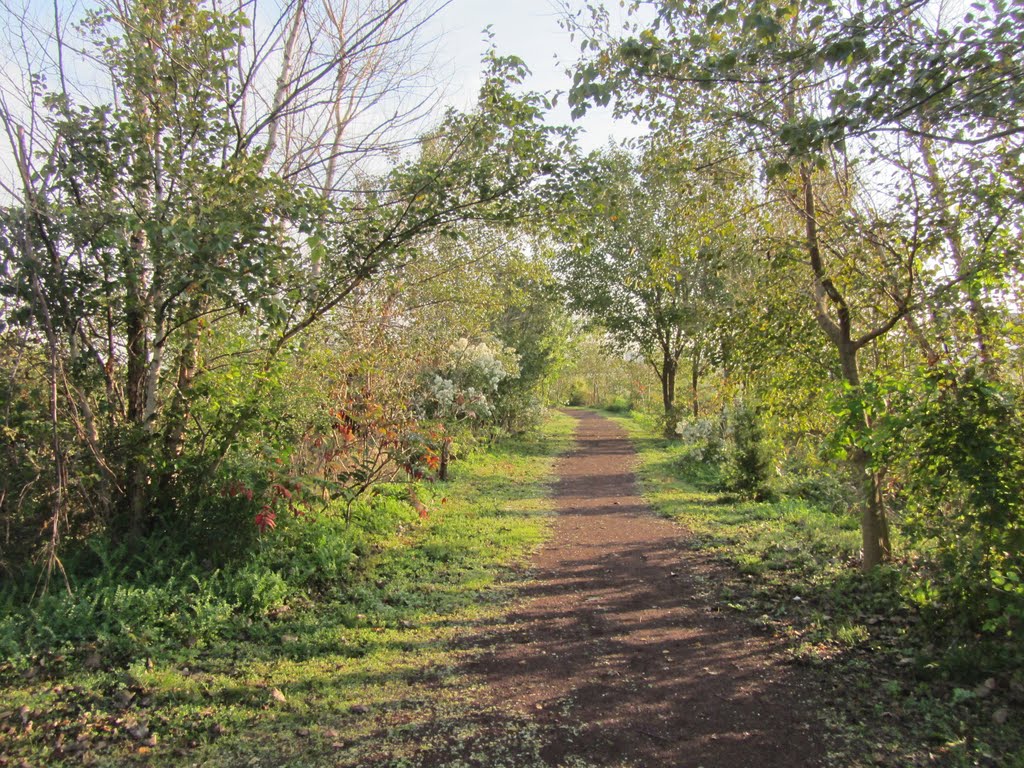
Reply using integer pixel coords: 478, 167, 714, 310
0, 0, 647, 193
429, 0, 647, 151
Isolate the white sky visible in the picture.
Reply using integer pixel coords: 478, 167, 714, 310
0, 0, 644, 193
430, 0, 646, 152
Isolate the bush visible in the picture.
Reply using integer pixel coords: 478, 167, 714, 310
603, 395, 631, 413
228, 565, 289, 615
251, 511, 368, 593
673, 414, 727, 464
0, 555, 239, 661
880, 366, 1024, 641
724, 403, 774, 501
0, 491, 424, 662
566, 378, 588, 406
783, 472, 853, 515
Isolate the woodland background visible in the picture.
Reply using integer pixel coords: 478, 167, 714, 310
0, 0, 1021, 762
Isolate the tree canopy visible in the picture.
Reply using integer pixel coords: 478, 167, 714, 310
0, 0, 1021, 707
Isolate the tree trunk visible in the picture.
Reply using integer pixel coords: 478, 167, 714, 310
438, 437, 452, 481
163, 337, 198, 464
690, 344, 700, 419
660, 351, 678, 436
919, 133, 993, 373
851, 447, 891, 569
264, 0, 307, 165
155, 321, 201, 516
123, 242, 150, 542
661, 359, 675, 414
835, 310, 892, 570
800, 165, 893, 570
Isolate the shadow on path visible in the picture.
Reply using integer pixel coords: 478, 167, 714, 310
368, 410, 826, 767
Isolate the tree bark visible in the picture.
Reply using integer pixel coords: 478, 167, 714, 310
659, 349, 678, 436
690, 344, 700, 419
800, 165, 892, 570
918, 133, 994, 373
264, 0, 307, 165
123, 233, 151, 542
851, 447, 891, 569
438, 436, 452, 481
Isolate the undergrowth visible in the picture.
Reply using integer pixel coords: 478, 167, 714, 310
0, 411, 576, 767
608, 411, 1024, 768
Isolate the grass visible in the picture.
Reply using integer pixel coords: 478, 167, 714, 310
606, 410, 1024, 768
0, 410, 584, 768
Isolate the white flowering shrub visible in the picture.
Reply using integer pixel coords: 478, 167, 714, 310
424, 338, 520, 424
428, 375, 458, 412
449, 338, 516, 391
674, 415, 726, 464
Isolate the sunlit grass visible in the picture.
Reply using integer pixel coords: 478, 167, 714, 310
605, 409, 1024, 768
0, 411, 579, 767
608, 412, 862, 578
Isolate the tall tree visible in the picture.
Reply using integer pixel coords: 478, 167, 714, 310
555, 142, 740, 432
0, 0, 571, 564
565, 0, 1024, 568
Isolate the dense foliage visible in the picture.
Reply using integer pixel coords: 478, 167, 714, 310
0, 0, 571, 629
562, 0, 1023, 660
0, 3, 1021, 761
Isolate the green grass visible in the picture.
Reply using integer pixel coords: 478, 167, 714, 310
0, 411, 583, 767
609, 411, 862, 580
606, 410, 1024, 768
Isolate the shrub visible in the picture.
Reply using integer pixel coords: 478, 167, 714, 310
783, 472, 853, 515
251, 512, 366, 593
724, 403, 774, 501
228, 565, 290, 616
566, 378, 588, 406
0, 490, 424, 661
674, 414, 727, 464
603, 395, 631, 413
880, 366, 1024, 641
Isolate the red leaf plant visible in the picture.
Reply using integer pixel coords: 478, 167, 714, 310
254, 506, 277, 534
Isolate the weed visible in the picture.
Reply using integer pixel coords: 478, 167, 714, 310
0, 412, 578, 766
606, 410, 1024, 768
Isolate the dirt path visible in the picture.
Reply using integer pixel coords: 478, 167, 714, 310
459, 410, 825, 767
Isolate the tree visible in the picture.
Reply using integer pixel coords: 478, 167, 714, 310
555, 142, 740, 432
566, 0, 1024, 569
564, 0, 1020, 568
0, 0, 572, 573
232, 0, 448, 197
489, 258, 571, 434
